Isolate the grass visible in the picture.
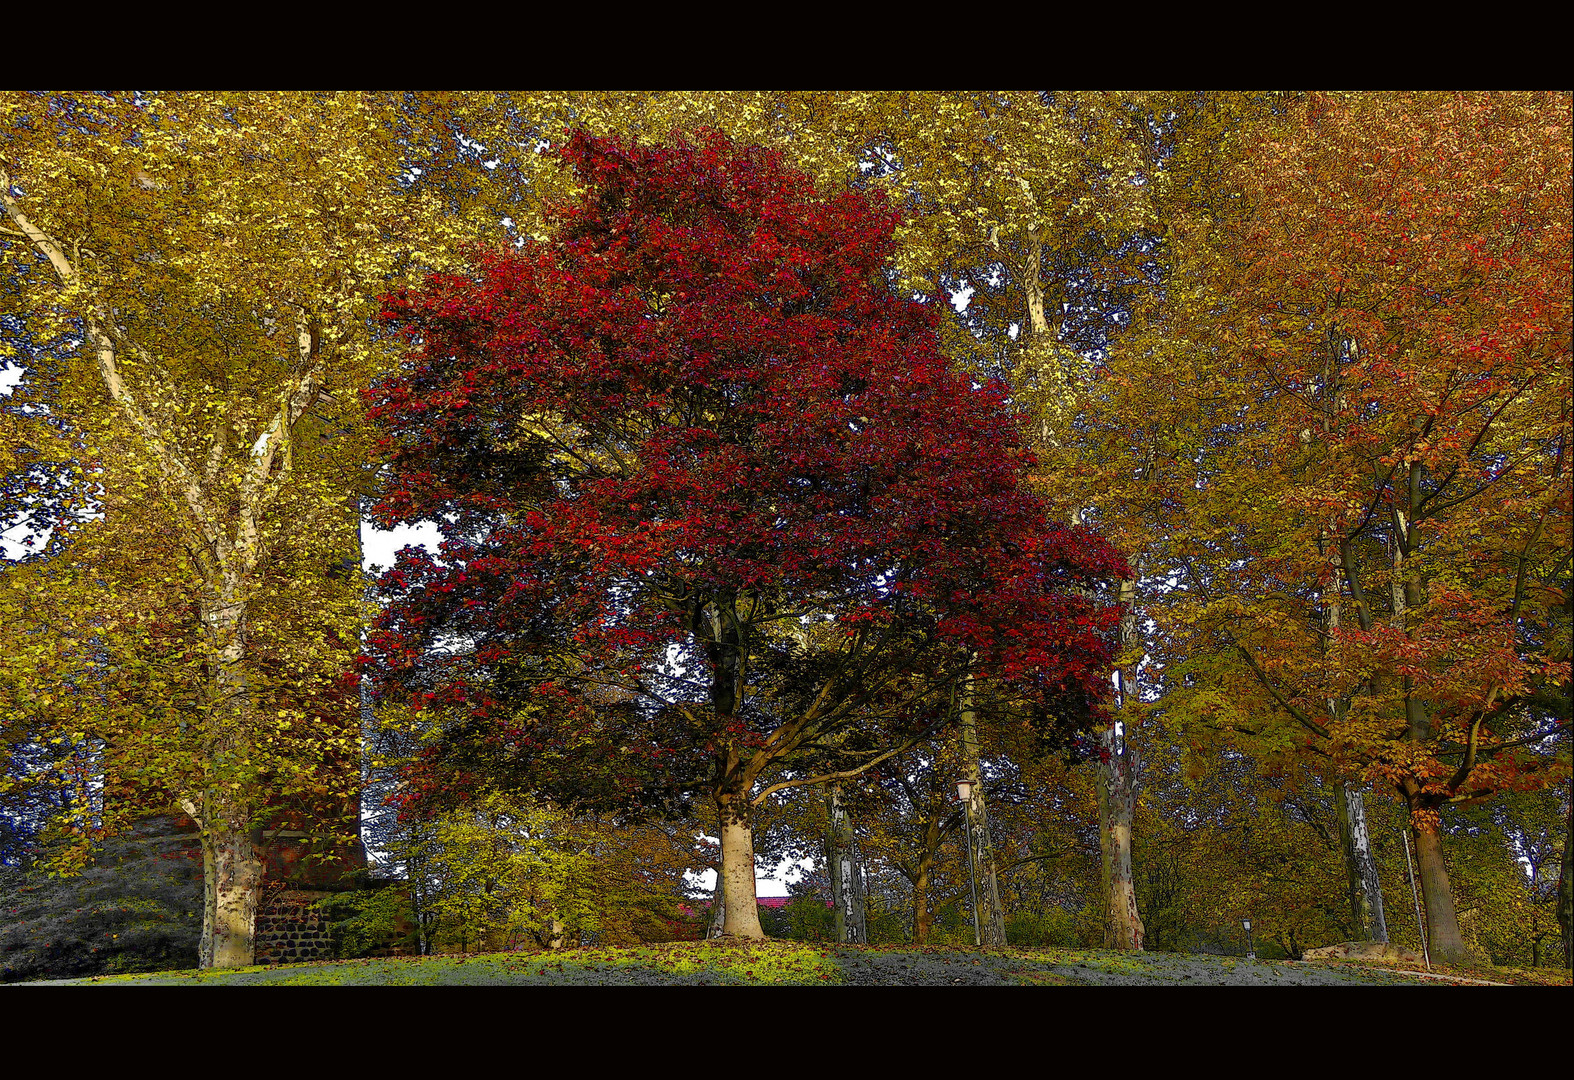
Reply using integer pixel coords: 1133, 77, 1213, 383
63, 939, 845, 986
27, 941, 1572, 986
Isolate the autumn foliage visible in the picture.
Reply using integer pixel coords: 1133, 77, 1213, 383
361, 132, 1126, 934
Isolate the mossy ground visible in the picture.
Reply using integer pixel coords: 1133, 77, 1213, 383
21, 941, 1570, 986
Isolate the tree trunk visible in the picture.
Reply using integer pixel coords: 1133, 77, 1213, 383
548, 917, 566, 950
188, 789, 265, 970
825, 782, 867, 944
1390, 500, 1468, 965
1098, 575, 1145, 951
1558, 781, 1571, 969
195, 592, 265, 967
913, 845, 934, 946
196, 821, 216, 968
1098, 726, 1144, 950
707, 866, 727, 939
1409, 809, 1469, 964
1321, 535, 1388, 942
717, 790, 765, 940
210, 818, 264, 968
959, 676, 1007, 947
1333, 782, 1389, 943
411, 875, 431, 956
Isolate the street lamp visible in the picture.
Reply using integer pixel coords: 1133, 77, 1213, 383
956, 778, 981, 948
1243, 918, 1255, 960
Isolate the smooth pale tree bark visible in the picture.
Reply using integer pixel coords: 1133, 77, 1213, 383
825, 782, 867, 943
958, 676, 1007, 947
716, 787, 765, 940
1098, 577, 1145, 950
707, 866, 728, 939
1097, 729, 1144, 951
1333, 782, 1389, 943
1004, 220, 1079, 450
1322, 537, 1388, 943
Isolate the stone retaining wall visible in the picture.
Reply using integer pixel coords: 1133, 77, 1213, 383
254, 890, 334, 965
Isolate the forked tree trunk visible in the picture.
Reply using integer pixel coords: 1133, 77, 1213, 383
717, 791, 765, 939
825, 782, 867, 944
0, 184, 329, 972
1333, 782, 1389, 943
1391, 514, 1468, 965
959, 677, 1006, 947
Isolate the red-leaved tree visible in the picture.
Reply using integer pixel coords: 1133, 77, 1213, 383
362, 131, 1127, 938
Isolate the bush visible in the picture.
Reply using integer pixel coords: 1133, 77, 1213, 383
779, 897, 834, 942
0, 816, 201, 982
316, 883, 420, 959
1006, 907, 1082, 947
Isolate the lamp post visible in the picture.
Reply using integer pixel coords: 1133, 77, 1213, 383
1243, 918, 1255, 960
956, 778, 981, 948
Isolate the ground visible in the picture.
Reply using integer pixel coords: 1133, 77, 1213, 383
12, 942, 1570, 986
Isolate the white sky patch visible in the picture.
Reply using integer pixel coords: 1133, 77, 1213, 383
1, 523, 51, 561
683, 848, 809, 899
0, 366, 22, 396
361, 519, 444, 574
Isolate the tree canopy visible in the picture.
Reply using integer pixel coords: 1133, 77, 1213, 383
3, 91, 1568, 974
362, 130, 1128, 938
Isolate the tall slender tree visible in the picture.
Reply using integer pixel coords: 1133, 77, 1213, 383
0, 92, 481, 966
